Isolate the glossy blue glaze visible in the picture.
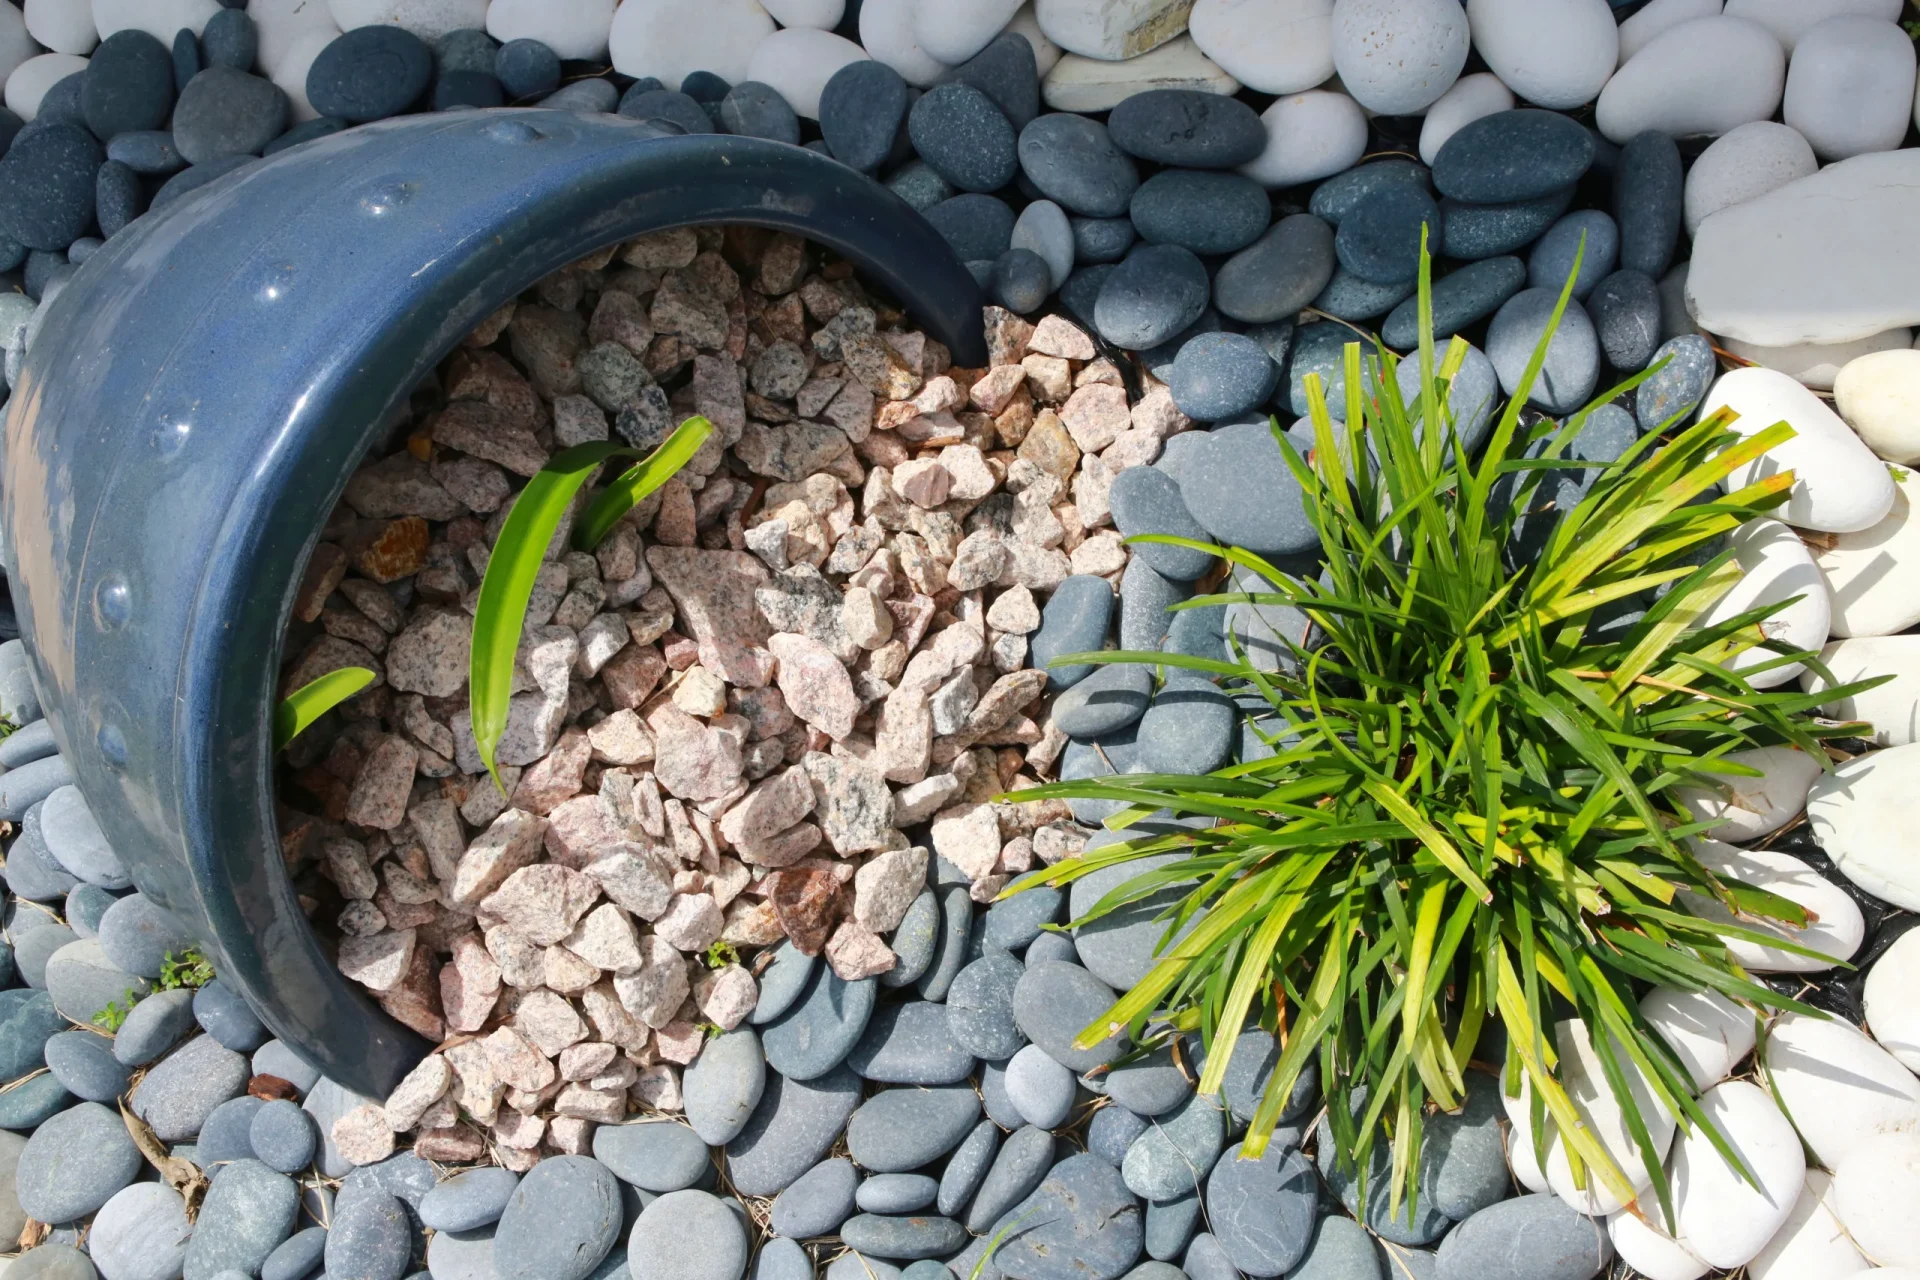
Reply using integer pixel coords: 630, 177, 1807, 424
2, 109, 985, 1095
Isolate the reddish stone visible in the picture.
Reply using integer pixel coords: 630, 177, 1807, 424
353, 518, 430, 584
766, 865, 842, 955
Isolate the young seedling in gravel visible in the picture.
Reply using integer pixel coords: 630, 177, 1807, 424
274, 665, 377, 750
1013, 242, 1891, 1227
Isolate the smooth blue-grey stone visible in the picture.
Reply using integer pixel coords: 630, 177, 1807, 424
1336, 185, 1440, 286
1134, 675, 1233, 776
1057, 721, 1141, 826
8, 809, 79, 902
772, 1157, 859, 1239
425, 1225, 498, 1280
1615, 131, 1682, 278
846, 1087, 981, 1173
1140, 306, 1223, 384
883, 890, 941, 991
1109, 91, 1264, 168
1088, 1105, 1150, 1166
1486, 289, 1599, 413
1587, 269, 1660, 372
1432, 111, 1595, 204
1527, 210, 1617, 301
0, 720, 57, 766
495, 1156, 622, 1280
618, 88, 713, 135
14, 924, 76, 991
1292, 1217, 1382, 1280
537, 76, 619, 113
82, 30, 174, 140
828, 1257, 901, 1280
842, 1214, 966, 1261
129, 1030, 248, 1139
1129, 170, 1267, 257
193, 980, 267, 1052
419, 1168, 519, 1233
1311, 160, 1430, 225
197, 1095, 266, 1171
43, 1030, 129, 1103
494, 37, 558, 98
2, 756, 76, 823
916, 884, 974, 1003
7, 1244, 95, 1278
821, 60, 907, 173
1060, 263, 1117, 325
327, 1184, 411, 1280
1121, 1093, 1223, 1201
1105, 1043, 1192, 1118
251, 1040, 320, 1096
0, 1073, 71, 1130
306, 27, 431, 121
717, 81, 799, 145
910, 83, 1016, 194
924, 194, 1016, 264
1073, 216, 1135, 264
201, 7, 256, 70
45, 938, 148, 1028
1118, 558, 1189, 653
1501, 404, 1640, 562
63, 884, 114, 939
993, 247, 1052, 315
1005, 1044, 1076, 1129
1170, 333, 1279, 423
1423, 1073, 1511, 1221
96, 894, 194, 982
1394, 342, 1501, 458
344, 1150, 435, 1219
685, 1026, 767, 1145
249, 1099, 316, 1175
858, 1174, 939, 1215
1165, 601, 1228, 663
754, 1238, 814, 1280
1433, 1195, 1612, 1280
432, 27, 497, 74
752, 942, 818, 1025
1053, 663, 1153, 745
1012, 961, 1127, 1073
1284, 320, 1365, 418
938, 1120, 999, 1217
1214, 215, 1335, 327
1312, 268, 1413, 322
1018, 114, 1138, 218
1177, 420, 1314, 560
1031, 575, 1114, 692
728, 1067, 864, 1198
1095, 244, 1210, 351
763, 965, 877, 1083
262, 1226, 327, 1280
1378, 1243, 1437, 1280
171, 27, 201, 94
111, 989, 197, 1067
847, 1001, 974, 1086
594, 1121, 709, 1193
1205, 1141, 1317, 1277
1635, 334, 1714, 432
943, 31, 1039, 132
1443, 183, 1575, 263
1068, 842, 1202, 991
1184, 1236, 1238, 1280
1318, 1118, 1449, 1245
1109, 468, 1214, 582
1145, 1194, 1200, 1261
15, 1101, 139, 1222
172, 67, 287, 166
186, 1159, 299, 1277
1208, 1029, 1317, 1126
90, 1182, 193, 1280
980, 1057, 1024, 1130
0, 939, 17, 992
983, 879, 1063, 954
966, 1125, 1055, 1234
993, 1154, 1142, 1280
886, 160, 953, 212
1386, 256, 1525, 350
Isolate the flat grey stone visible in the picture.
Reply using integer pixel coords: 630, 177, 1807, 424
0, 1072, 74, 1131
841, 1214, 967, 1260
1205, 1141, 1316, 1277
96, 894, 195, 981
1122, 1093, 1224, 1201
1185, 1235, 1238, 1280
90, 1182, 192, 1280
38, 786, 131, 889
420, 1167, 520, 1233
753, 1238, 813, 1280
113, 989, 199, 1066
1144, 1192, 1200, 1261
727, 1066, 864, 1198
914, 885, 973, 1003
43, 1029, 130, 1102
847, 1001, 975, 1086
327, 1183, 412, 1280
937, 1120, 998, 1218
193, 981, 268, 1053
858, 1173, 938, 1214
1634, 334, 1714, 433
495, 1156, 623, 1280
8, 1244, 96, 1278
1105, 1042, 1192, 1118
252, 1039, 321, 1095
1087, 1105, 1149, 1166
1433, 1194, 1612, 1280
846, 1086, 980, 1174
262, 1226, 328, 1280
1291, 1217, 1382, 1280
196, 1095, 265, 1172
184, 1158, 298, 1280
15, 923, 77, 990
16, 1101, 141, 1224
0, 990, 68, 1077
762, 965, 877, 1083
685, 1027, 767, 1145
965, 1124, 1054, 1235
249, 1098, 317, 1176
945, 953, 1026, 1060
992, 1154, 1142, 1280
130, 1032, 248, 1140
628, 1190, 748, 1280
882, 890, 941, 991
1004, 1045, 1075, 1130
426, 1226, 497, 1280
983, 880, 1064, 954
771, 1157, 858, 1239
979, 1058, 1024, 1131
751, 942, 818, 1025
1012, 961, 1128, 1074
593, 1121, 710, 1192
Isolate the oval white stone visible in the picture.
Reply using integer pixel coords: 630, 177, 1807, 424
1505, 1017, 1677, 1216
1698, 517, 1831, 688
1043, 35, 1238, 111
328, 0, 487, 39
1417, 72, 1513, 164
1505, 1124, 1551, 1193
1683, 121, 1816, 236
859, 0, 951, 86
1004, 4, 1064, 75
252, 0, 345, 79
1802, 637, 1920, 748
1864, 928, 1920, 1072
24, 0, 95, 55
1700, 368, 1897, 534
609, 0, 776, 87
0, 5, 35, 87
1721, 330, 1911, 392
1807, 743, 1920, 912
1596, 16, 1784, 143
92, 0, 221, 41
1832, 1132, 1920, 1267
1608, 1209, 1708, 1280
1783, 16, 1916, 161
1673, 1080, 1806, 1268
762, 0, 846, 28
1763, 1011, 1920, 1170
270, 27, 336, 122
1329, 0, 1467, 115
914, 0, 1023, 65
1238, 89, 1367, 187
1674, 745, 1822, 845
1035, 0, 1194, 60
1681, 841, 1864, 974
1639, 986, 1757, 1093
4, 52, 89, 120
1620, 0, 1723, 62
1189, 0, 1334, 94
1723, 0, 1903, 51
1748, 1170, 1870, 1280
745, 27, 867, 120
1834, 349, 1920, 465
1465, 0, 1616, 109
487, 0, 618, 60
1011, 200, 1073, 291
1817, 474, 1920, 639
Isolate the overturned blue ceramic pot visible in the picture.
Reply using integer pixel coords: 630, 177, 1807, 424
1, 109, 985, 1096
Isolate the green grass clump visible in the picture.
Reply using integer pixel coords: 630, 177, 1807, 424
1013, 243, 1885, 1225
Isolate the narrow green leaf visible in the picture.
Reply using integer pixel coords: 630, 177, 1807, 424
274, 667, 377, 751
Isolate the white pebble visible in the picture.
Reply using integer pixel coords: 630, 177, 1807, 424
92, 0, 221, 42
608, 0, 776, 87
1595, 15, 1783, 144
1607, 1209, 1706, 1280
745, 26, 867, 120
1723, 0, 1902, 51
4, 52, 88, 121
860, 0, 951, 86
914, 0, 1023, 65
24, 0, 95, 55
1619, 0, 1722, 62
1762, 1011, 1920, 1170
1721, 329, 1911, 392
1783, 15, 1916, 160
1329, 0, 1467, 115
1681, 840, 1863, 974
1683, 121, 1816, 236
0, 5, 40, 86
1699, 367, 1897, 534
1808, 743, 1920, 912
1802, 636, 1920, 748
1815, 470, 1920, 638
762, 0, 846, 28
1831, 1132, 1920, 1268
329, 0, 488, 38
1697, 517, 1830, 689
1011, 200, 1072, 291
271, 28, 336, 123
1034, 0, 1192, 60
253, 0, 344, 79
1864, 928, 1920, 1072
1466, 0, 1617, 110
487, 0, 617, 60
1417, 72, 1512, 165
1189, 0, 1334, 94
1748, 1171, 1869, 1280
1043, 35, 1238, 112
1638, 985, 1755, 1093
1672, 1081, 1806, 1269
1835, 347, 1920, 464
1237, 89, 1367, 188
1672, 744, 1822, 844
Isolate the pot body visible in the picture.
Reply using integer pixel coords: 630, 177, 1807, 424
1, 110, 984, 1095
